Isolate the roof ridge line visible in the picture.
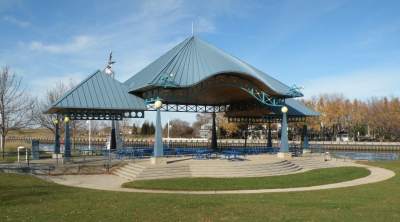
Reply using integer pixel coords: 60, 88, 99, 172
149, 36, 194, 85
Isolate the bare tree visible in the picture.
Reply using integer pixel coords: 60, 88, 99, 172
0, 66, 35, 158
32, 81, 74, 133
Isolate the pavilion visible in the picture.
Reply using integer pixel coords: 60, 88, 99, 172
47, 36, 318, 162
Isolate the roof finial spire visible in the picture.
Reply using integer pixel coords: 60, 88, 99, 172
191, 21, 194, 36
104, 51, 116, 77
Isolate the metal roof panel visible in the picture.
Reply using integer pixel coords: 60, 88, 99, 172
125, 37, 297, 96
47, 70, 146, 113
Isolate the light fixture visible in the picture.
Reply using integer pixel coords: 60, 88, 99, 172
281, 106, 288, 113
154, 100, 163, 109
64, 117, 70, 123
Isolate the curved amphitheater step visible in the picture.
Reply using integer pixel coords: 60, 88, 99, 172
288, 157, 337, 170
112, 160, 304, 181
112, 163, 146, 180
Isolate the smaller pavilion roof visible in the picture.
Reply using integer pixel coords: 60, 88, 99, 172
285, 99, 319, 117
259, 98, 319, 117
47, 70, 146, 114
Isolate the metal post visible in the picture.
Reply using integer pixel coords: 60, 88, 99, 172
88, 120, 91, 150
244, 124, 248, 148
211, 112, 217, 151
167, 119, 170, 148
267, 122, 272, 147
280, 108, 289, 153
64, 118, 71, 160
154, 108, 163, 157
54, 118, 60, 154
110, 120, 116, 150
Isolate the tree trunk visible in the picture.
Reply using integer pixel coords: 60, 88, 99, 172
1, 133, 5, 159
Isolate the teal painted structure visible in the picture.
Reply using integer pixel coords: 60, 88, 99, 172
125, 36, 302, 98
284, 98, 319, 117
54, 118, 60, 154
64, 121, 71, 159
280, 110, 289, 152
154, 109, 163, 157
48, 70, 146, 114
45, 35, 319, 157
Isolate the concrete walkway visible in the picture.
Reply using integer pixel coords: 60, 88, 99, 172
44, 162, 395, 195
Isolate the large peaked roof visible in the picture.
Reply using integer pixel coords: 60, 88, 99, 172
47, 70, 145, 113
125, 36, 298, 97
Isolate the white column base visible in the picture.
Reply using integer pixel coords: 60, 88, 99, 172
150, 157, 167, 165
52, 153, 63, 159
277, 152, 292, 159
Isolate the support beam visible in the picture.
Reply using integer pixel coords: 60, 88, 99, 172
267, 122, 272, 147
280, 111, 289, 152
54, 118, 60, 154
211, 112, 218, 151
153, 108, 163, 157
277, 106, 290, 159
64, 118, 71, 160
244, 125, 248, 148
110, 120, 116, 150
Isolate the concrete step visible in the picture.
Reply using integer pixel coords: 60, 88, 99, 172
191, 166, 301, 175
113, 169, 136, 180
112, 163, 146, 180
126, 163, 147, 169
112, 159, 310, 181
189, 164, 300, 172
136, 171, 192, 179
120, 167, 142, 175
122, 165, 145, 174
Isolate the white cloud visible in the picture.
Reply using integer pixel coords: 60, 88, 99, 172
29, 35, 96, 54
2, 15, 30, 27
300, 68, 400, 100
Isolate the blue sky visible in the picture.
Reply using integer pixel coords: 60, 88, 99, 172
1, 0, 400, 123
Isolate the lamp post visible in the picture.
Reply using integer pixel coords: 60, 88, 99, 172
210, 112, 217, 151
53, 118, 60, 154
152, 100, 164, 164
64, 116, 71, 161
277, 106, 290, 159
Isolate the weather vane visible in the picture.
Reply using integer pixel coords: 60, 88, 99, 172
104, 51, 116, 76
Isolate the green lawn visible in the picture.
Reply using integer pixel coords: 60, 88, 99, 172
1, 161, 399, 221
123, 167, 370, 191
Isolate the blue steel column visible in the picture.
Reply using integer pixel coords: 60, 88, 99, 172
110, 120, 116, 150
54, 117, 60, 154
64, 118, 71, 159
280, 110, 289, 152
154, 108, 163, 157
211, 112, 218, 151
267, 122, 272, 147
